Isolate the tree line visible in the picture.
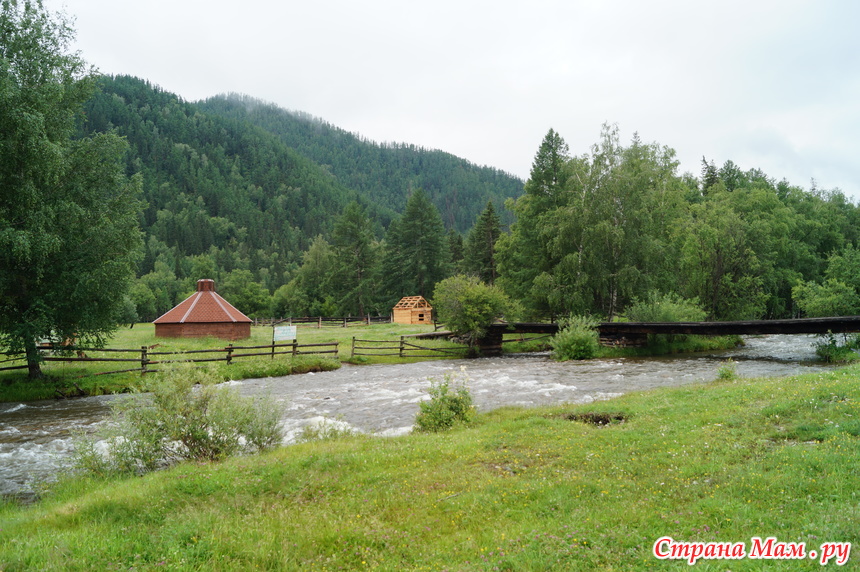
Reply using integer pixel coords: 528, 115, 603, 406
498, 126, 860, 322
131, 122, 860, 326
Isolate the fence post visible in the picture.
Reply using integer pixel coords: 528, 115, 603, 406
140, 346, 149, 374
351, 337, 356, 358
318, 316, 322, 328
226, 344, 233, 365
399, 336, 405, 358
343, 317, 347, 328
292, 339, 298, 357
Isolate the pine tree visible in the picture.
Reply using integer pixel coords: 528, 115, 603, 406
447, 229, 465, 273
330, 201, 380, 316
382, 190, 451, 301
463, 201, 502, 284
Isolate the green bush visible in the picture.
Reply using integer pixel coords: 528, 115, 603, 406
432, 274, 510, 343
813, 332, 860, 363
550, 315, 600, 361
625, 291, 707, 323
414, 370, 476, 432
716, 358, 737, 380
72, 364, 285, 476
625, 291, 707, 345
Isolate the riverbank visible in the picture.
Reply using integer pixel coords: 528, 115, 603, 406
2, 365, 858, 570
0, 323, 449, 402
0, 324, 743, 403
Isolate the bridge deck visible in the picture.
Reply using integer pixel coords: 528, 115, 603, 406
490, 316, 860, 337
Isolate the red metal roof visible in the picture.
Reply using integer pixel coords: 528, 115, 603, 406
153, 280, 252, 324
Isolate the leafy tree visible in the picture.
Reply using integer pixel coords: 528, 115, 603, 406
824, 244, 860, 294
0, 1, 143, 377
138, 261, 183, 318
792, 280, 859, 318
293, 235, 336, 315
382, 189, 451, 301
220, 270, 271, 318
463, 201, 502, 284
499, 125, 687, 320
271, 281, 310, 318
128, 281, 158, 322
679, 200, 767, 320
432, 274, 509, 344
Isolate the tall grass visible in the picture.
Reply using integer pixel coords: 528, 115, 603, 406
3, 366, 859, 570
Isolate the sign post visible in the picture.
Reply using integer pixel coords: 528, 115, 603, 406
273, 325, 297, 358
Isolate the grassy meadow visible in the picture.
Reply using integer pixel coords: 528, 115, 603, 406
2, 364, 858, 570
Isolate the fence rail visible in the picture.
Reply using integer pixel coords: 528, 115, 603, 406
255, 315, 392, 327
0, 340, 339, 377
351, 336, 465, 358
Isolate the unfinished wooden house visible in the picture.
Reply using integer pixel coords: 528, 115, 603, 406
392, 296, 433, 325
153, 279, 252, 340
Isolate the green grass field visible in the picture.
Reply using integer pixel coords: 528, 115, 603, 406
1, 365, 858, 570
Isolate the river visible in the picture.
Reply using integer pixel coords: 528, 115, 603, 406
0, 334, 840, 497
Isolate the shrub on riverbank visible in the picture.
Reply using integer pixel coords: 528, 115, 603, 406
6, 366, 858, 569
813, 332, 860, 363
72, 364, 285, 476
413, 369, 476, 432
550, 315, 600, 360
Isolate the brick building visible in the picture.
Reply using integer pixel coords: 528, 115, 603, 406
153, 279, 252, 340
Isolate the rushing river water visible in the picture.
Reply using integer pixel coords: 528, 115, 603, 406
0, 334, 840, 497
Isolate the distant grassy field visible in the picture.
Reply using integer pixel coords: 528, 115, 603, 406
2, 365, 858, 570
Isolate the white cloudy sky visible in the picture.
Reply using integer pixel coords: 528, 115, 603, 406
47, 0, 860, 198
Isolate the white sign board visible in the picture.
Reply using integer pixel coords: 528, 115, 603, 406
273, 325, 297, 341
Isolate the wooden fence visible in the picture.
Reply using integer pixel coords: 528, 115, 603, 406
0, 340, 339, 377
254, 315, 392, 327
350, 336, 466, 359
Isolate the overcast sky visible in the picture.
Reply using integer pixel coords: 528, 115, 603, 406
47, 0, 860, 199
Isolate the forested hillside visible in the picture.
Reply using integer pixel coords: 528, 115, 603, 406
79, 76, 524, 320
198, 94, 522, 233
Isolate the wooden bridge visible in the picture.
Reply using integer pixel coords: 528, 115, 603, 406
479, 316, 860, 355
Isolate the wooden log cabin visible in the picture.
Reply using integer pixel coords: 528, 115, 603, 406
392, 296, 433, 325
